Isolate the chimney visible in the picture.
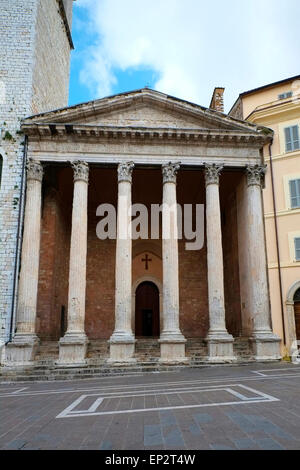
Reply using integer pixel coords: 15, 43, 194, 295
209, 87, 225, 113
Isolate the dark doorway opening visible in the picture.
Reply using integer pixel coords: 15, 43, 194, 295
60, 305, 66, 338
135, 281, 160, 337
294, 288, 300, 340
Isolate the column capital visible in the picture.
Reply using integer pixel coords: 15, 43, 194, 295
204, 163, 223, 186
71, 160, 89, 183
118, 161, 135, 183
246, 164, 266, 187
162, 162, 180, 184
26, 159, 43, 182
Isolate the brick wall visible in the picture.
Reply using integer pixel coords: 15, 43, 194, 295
222, 190, 242, 336
37, 182, 70, 340
35, 168, 242, 341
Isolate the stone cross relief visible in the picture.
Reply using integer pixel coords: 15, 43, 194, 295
142, 253, 152, 270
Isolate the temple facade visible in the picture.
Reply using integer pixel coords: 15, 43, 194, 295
4, 88, 281, 367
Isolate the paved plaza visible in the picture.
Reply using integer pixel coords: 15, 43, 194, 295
1, 362, 300, 450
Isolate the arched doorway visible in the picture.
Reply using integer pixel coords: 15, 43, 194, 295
294, 288, 300, 340
135, 281, 160, 337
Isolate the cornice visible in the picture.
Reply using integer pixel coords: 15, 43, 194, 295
57, 0, 74, 50
21, 122, 272, 146
247, 100, 300, 124
23, 89, 262, 135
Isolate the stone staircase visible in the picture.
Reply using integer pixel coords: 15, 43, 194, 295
0, 337, 255, 383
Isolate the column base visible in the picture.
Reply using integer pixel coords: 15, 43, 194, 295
57, 333, 88, 367
250, 332, 281, 361
205, 331, 236, 363
159, 333, 187, 363
4, 334, 39, 367
108, 333, 136, 363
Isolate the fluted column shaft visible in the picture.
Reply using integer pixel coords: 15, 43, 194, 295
244, 164, 281, 360
246, 165, 274, 335
16, 159, 43, 336
204, 163, 234, 362
205, 164, 227, 334
113, 162, 135, 340
66, 161, 89, 335
161, 163, 182, 338
159, 162, 186, 362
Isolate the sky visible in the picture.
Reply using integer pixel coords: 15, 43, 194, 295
69, 0, 300, 112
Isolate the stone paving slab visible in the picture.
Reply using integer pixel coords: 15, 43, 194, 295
0, 362, 300, 450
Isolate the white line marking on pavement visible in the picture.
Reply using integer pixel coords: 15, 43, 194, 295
56, 384, 279, 419
252, 367, 300, 377
1, 369, 300, 399
11, 387, 28, 394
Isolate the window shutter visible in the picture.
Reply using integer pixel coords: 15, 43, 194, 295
289, 179, 300, 208
285, 127, 292, 152
292, 125, 300, 150
295, 238, 300, 261
285, 125, 300, 152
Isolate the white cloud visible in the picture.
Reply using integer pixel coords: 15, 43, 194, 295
75, 0, 300, 110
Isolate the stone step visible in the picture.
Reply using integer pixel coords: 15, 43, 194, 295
1, 337, 255, 383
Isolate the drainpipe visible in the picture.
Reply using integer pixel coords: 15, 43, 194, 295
269, 143, 286, 346
8, 135, 28, 343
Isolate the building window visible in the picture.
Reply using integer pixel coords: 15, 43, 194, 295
278, 91, 293, 100
284, 125, 300, 152
289, 179, 300, 208
295, 238, 300, 261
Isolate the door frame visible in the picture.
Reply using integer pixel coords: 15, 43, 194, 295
132, 276, 162, 336
286, 280, 300, 355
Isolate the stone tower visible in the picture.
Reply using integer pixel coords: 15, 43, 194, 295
0, 0, 75, 347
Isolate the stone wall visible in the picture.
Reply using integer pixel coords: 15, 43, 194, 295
0, 0, 38, 344
31, 0, 71, 114
0, 0, 72, 345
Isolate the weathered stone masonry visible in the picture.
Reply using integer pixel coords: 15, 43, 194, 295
0, 0, 73, 346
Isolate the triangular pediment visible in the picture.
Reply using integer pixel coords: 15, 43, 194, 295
23, 88, 264, 135
73, 102, 217, 129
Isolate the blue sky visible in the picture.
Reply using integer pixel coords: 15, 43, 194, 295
69, 0, 300, 112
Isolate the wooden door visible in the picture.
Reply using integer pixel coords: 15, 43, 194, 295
135, 282, 160, 337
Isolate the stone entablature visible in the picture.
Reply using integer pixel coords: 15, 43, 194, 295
21, 89, 273, 170
22, 123, 270, 146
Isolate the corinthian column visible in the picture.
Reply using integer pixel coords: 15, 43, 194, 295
204, 163, 235, 362
159, 162, 187, 363
58, 161, 89, 366
5, 159, 43, 366
109, 162, 136, 362
246, 164, 281, 360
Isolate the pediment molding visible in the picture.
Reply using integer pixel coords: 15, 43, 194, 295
23, 88, 270, 137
